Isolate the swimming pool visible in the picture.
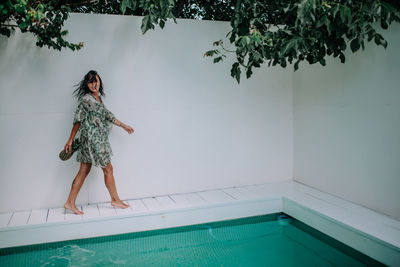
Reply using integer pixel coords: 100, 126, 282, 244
0, 213, 383, 266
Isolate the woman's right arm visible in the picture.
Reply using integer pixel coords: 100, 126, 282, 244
66, 98, 87, 152
65, 122, 80, 153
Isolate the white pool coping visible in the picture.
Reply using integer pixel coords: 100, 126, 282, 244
0, 180, 399, 266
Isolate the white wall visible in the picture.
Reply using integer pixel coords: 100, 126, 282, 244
293, 24, 400, 220
0, 13, 293, 213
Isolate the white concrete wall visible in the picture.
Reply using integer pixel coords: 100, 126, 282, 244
293, 24, 400, 220
0, 13, 293, 213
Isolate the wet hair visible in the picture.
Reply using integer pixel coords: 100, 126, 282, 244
73, 70, 105, 99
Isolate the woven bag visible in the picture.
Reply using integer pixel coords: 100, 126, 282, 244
59, 138, 81, 161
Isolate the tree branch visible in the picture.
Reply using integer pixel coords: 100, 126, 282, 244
174, 0, 186, 17
1, 24, 19, 28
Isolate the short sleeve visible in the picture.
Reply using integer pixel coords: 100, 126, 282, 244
105, 108, 116, 123
73, 100, 87, 125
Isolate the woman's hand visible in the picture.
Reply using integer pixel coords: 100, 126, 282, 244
124, 125, 134, 134
64, 140, 73, 153
65, 123, 80, 153
114, 119, 134, 134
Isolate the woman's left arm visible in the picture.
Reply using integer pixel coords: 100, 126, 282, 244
114, 118, 134, 134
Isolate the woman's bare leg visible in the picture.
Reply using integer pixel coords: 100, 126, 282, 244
101, 162, 129, 209
64, 162, 92, 214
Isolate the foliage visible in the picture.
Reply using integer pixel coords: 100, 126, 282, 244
205, 0, 400, 83
175, 0, 235, 21
72, 0, 126, 14
71, 0, 235, 21
0, 0, 82, 50
119, 0, 400, 83
120, 0, 177, 33
1, 0, 400, 83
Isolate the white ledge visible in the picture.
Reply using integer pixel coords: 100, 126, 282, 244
0, 180, 399, 266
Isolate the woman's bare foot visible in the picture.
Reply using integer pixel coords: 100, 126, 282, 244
111, 200, 130, 209
64, 202, 84, 215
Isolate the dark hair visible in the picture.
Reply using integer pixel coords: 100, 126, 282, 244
73, 70, 105, 99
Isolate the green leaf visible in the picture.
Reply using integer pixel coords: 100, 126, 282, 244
316, 15, 327, 28
294, 60, 301, 71
120, 0, 129, 13
204, 50, 217, 57
339, 52, 345, 63
297, 0, 316, 24
19, 20, 30, 30
159, 19, 165, 29
231, 62, 238, 76
375, 34, 388, 49
213, 56, 223, 63
240, 36, 251, 46
326, 19, 332, 35
281, 58, 287, 68
229, 32, 236, 43
281, 38, 298, 57
374, 33, 387, 49
235, 67, 241, 83
350, 38, 360, 52
381, 39, 388, 49
332, 5, 340, 18
231, 62, 241, 84
381, 18, 389, 29
253, 51, 261, 62
340, 6, 351, 24
297, 0, 307, 24
141, 14, 154, 34
246, 67, 253, 79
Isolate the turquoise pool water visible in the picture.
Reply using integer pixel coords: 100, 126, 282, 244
0, 213, 383, 266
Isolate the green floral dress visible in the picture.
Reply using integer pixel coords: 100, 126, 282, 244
73, 93, 116, 168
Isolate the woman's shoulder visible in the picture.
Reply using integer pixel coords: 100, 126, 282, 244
76, 94, 97, 112
78, 94, 95, 103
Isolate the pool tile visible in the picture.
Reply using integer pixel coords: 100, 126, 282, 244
28, 209, 48, 225
182, 193, 207, 206
8, 211, 31, 227
0, 213, 12, 228
155, 196, 177, 209
141, 197, 164, 212
97, 203, 116, 217
169, 194, 193, 208
234, 186, 265, 200
82, 204, 100, 219
115, 203, 134, 216
47, 208, 65, 223
128, 199, 148, 213
221, 188, 243, 200
197, 190, 235, 203
65, 206, 83, 221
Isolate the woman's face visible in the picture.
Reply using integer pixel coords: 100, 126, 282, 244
87, 74, 100, 94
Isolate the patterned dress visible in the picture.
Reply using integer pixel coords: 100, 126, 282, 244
73, 93, 116, 168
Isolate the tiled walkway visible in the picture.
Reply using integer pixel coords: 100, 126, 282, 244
0, 180, 399, 266
0, 183, 279, 227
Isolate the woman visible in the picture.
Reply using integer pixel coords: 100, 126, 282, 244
64, 70, 134, 215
